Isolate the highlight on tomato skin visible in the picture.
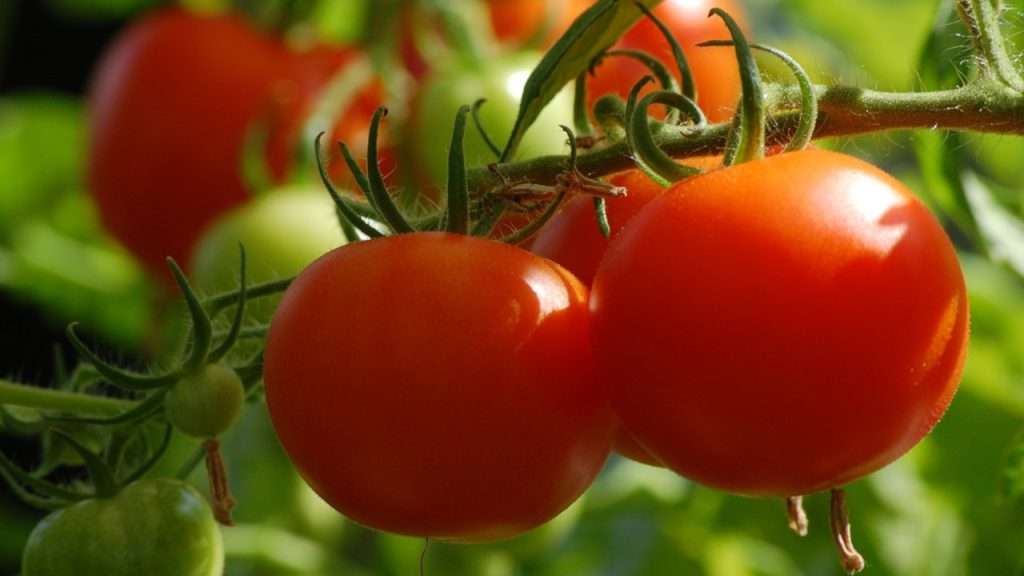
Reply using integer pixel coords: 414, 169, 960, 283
589, 149, 969, 497
263, 233, 613, 542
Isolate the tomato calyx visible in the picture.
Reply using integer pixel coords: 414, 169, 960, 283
46, 250, 265, 524
317, 103, 624, 245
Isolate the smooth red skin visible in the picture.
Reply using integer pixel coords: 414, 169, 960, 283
532, 160, 721, 286
587, 0, 745, 123
265, 234, 612, 541
532, 166, 715, 468
590, 150, 969, 496
89, 9, 379, 282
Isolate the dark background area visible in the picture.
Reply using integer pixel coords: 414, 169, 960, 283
0, 1, 125, 385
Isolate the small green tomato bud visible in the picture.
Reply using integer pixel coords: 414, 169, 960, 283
166, 363, 244, 438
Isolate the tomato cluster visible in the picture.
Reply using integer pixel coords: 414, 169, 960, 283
66, 0, 970, 569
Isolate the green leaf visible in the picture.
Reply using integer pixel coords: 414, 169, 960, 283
963, 172, 1024, 281
500, 0, 662, 161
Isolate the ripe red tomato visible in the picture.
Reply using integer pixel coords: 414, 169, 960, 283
532, 163, 717, 467
532, 159, 722, 286
590, 149, 969, 496
88, 9, 379, 282
264, 233, 612, 541
487, 0, 591, 46
587, 0, 746, 123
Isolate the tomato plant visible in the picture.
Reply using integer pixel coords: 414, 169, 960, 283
88, 8, 378, 282
264, 233, 611, 541
412, 52, 574, 188
590, 149, 969, 496
189, 186, 347, 323
587, 0, 746, 122
21, 479, 223, 576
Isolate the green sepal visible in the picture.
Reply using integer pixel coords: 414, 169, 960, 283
168, 259, 213, 375
0, 450, 75, 510
471, 99, 503, 159
51, 429, 118, 498
633, 0, 695, 100
205, 277, 295, 319
624, 77, 672, 188
118, 423, 174, 486
207, 244, 248, 363
593, 197, 611, 239
313, 133, 384, 240
0, 448, 85, 502
573, 72, 594, 137
366, 107, 415, 234
701, 41, 817, 152
629, 90, 706, 183
708, 7, 765, 165
66, 323, 180, 392
446, 105, 472, 235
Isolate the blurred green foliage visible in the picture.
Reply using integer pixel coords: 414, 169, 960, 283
1, 1, 1024, 575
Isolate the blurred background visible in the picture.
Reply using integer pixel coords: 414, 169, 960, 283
1, 0, 1023, 574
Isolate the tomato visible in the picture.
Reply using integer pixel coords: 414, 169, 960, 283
587, 0, 746, 123
189, 186, 347, 323
532, 160, 721, 286
264, 233, 611, 541
21, 479, 223, 576
590, 149, 969, 496
487, 0, 591, 46
165, 363, 246, 438
412, 52, 574, 189
88, 8, 378, 283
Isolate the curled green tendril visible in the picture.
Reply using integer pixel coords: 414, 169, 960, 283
708, 8, 765, 165
701, 41, 817, 152
629, 90, 707, 183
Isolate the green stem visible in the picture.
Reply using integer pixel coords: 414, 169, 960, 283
0, 379, 133, 414
466, 82, 1024, 191
957, 0, 1024, 91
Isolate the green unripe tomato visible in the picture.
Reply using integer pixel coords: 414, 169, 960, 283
189, 186, 347, 323
22, 479, 223, 576
166, 363, 245, 438
413, 52, 574, 187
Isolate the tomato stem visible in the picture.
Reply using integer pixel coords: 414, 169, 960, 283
0, 379, 133, 414
466, 82, 1024, 193
830, 488, 865, 574
786, 495, 809, 537
956, 0, 1024, 92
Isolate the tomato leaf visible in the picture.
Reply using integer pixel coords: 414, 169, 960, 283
500, 0, 662, 162
962, 173, 1024, 282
